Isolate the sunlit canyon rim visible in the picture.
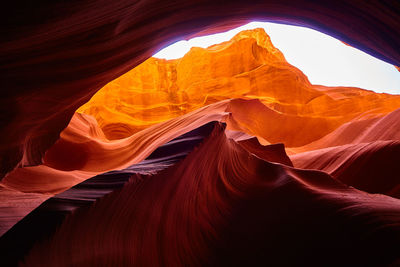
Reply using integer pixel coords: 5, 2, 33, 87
1, 1, 400, 266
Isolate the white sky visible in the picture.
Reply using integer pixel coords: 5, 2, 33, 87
154, 22, 400, 95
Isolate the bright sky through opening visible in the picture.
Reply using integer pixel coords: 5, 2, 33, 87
154, 22, 400, 95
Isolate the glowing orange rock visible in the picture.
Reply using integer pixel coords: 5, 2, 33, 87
78, 28, 400, 145
2, 28, 400, 238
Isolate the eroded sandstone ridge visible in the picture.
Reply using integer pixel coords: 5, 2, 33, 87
78, 29, 400, 145
1, 0, 400, 178
1, 27, 400, 266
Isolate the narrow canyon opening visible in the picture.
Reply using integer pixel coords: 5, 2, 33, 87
2, 18, 400, 266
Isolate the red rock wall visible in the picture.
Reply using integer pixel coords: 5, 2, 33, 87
1, 0, 400, 177
21, 124, 400, 266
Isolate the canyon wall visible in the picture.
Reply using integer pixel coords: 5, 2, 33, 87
1, 0, 400, 177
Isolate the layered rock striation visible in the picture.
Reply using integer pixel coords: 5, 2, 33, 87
1, 26, 400, 266
1, 0, 400, 177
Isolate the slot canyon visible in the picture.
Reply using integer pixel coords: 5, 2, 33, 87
1, 1, 400, 266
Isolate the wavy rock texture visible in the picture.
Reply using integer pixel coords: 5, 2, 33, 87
1, 0, 400, 177
0, 122, 217, 266
1, 24, 400, 266
291, 140, 400, 198
21, 125, 400, 266
289, 107, 400, 199
78, 29, 400, 144
1, 97, 304, 234
290, 108, 400, 154
0, 101, 229, 235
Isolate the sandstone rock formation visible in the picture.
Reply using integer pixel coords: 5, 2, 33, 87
21, 125, 400, 266
1, 21, 400, 266
1, 0, 400, 177
78, 29, 400, 144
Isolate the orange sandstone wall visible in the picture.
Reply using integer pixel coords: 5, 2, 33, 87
2, 0, 400, 178
77, 29, 400, 146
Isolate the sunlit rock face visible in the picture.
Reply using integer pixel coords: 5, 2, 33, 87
1, 27, 400, 266
78, 29, 400, 145
2, 0, 400, 179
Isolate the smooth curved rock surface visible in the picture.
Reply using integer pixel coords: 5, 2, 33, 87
0, 98, 301, 234
291, 107, 400, 154
1, 10, 400, 265
1, 98, 400, 264
291, 140, 400, 198
21, 124, 400, 266
1, 0, 400, 177
0, 121, 218, 265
